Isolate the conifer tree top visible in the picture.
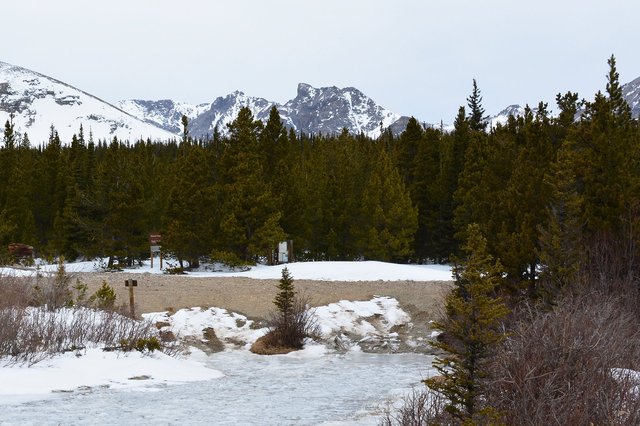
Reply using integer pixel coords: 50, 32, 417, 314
467, 79, 487, 132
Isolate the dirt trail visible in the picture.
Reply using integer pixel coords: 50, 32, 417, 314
76, 272, 452, 321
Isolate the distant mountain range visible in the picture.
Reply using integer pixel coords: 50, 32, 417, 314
118, 83, 409, 139
1, 60, 639, 144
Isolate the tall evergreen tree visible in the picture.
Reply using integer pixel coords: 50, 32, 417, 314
395, 117, 423, 188
467, 79, 487, 132
426, 224, 508, 423
274, 266, 296, 321
163, 143, 214, 268
3, 113, 16, 150
87, 140, 148, 266
357, 148, 417, 261
181, 114, 190, 144
215, 107, 285, 263
411, 127, 443, 261
605, 54, 632, 125
496, 105, 555, 291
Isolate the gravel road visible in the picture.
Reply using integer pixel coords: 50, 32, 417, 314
76, 272, 452, 321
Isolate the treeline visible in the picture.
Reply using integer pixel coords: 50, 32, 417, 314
0, 107, 420, 268
1, 56, 639, 289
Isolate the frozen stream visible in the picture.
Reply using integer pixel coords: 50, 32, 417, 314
0, 350, 435, 425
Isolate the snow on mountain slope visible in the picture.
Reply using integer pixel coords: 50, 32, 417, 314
188, 91, 297, 139
117, 99, 210, 134
488, 104, 526, 128
0, 61, 176, 144
622, 75, 640, 118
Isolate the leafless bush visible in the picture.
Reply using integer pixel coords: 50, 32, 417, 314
486, 288, 640, 425
579, 230, 640, 299
379, 388, 451, 426
0, 307, 179, 366
0, 273, 33, 309
0, 307, 26, 359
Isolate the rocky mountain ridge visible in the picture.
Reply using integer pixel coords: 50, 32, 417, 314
119, 83, 409, 139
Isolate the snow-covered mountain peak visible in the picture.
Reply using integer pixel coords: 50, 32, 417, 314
283, 83, 403, 138
0, 61, 176, 144
496, 104, 524, 117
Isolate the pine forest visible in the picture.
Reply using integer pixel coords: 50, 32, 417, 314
0, 57, 638, 289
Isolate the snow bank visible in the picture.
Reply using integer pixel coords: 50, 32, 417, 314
1, 259, 453, 282
212, 261, 453, 281
144, 307, 265, 350
145, 296, 414, 353
314, 297, 410, 338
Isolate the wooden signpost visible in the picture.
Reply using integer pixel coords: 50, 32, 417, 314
125, 279, 138, 318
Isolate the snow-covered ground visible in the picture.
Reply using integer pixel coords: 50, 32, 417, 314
1, 258, 453, 282
0, 261, 444, 424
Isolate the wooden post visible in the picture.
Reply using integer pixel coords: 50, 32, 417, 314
125, 279, 137, 318
150, 248, 154, 269
129, 283, 135, 318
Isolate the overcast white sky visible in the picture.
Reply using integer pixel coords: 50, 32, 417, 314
3, 0, 639, 123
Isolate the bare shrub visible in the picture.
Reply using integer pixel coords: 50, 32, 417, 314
0, 273, 33, 309
0, 307, 180, 366
379, 388, 452, 426
0, 307, 26, 359
486, 289, 640, 425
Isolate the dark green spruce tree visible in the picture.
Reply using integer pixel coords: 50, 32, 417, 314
357, 147, 417, 261
467, 79, 487, 132
215, 107, 285, 264
426, 224, 508, 423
